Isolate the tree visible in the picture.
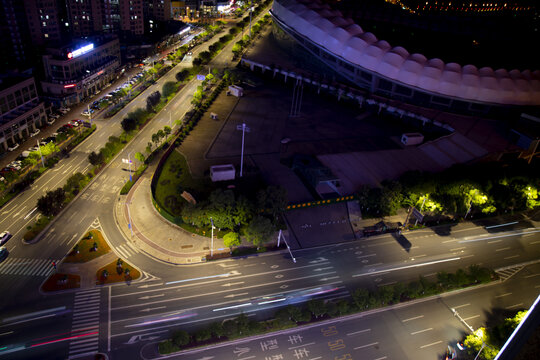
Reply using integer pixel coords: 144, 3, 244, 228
134, 152, 145, 165
162, 81, 176, 98
152, 133, 160, 147
121, 117, 137, 132
257, 186, 288, 221
146, 91, 161, 112
244, 216, 275, 249
37, 188, 66, 216
88, 151, 105, 166
208, 322, 224, 338
223, 232, 241, 253
176, 69, 189, 82
146, 142, 153, 154
307, 299, 327, 318
163, 126, 171, 141
233, 195, 254, 227
172, 330, 190, 347
352, 288, 369, 309
157, 129, 165, 145
64, 172, 85, 195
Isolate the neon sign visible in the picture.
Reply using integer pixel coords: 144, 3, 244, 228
64, 84, 76, 88
67, 43, 94, 59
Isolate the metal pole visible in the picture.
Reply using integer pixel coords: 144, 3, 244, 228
277, 229, 281, 247
210, 217, 214, 258
240, 123, 245, 177
281, 232, 296, 263
249, 0, 253, 39
473, 343, 486, 360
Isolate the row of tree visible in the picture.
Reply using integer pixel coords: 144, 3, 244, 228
180, 186, 288, 249
358, 159, 540, 219
159, 264, 494, 355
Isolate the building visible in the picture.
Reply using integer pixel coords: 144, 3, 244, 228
40, 36, 121, 106
270, 0, 540, 115
24, 0, 67, 46
0, 76, 46, 153
0, 0, 33, 69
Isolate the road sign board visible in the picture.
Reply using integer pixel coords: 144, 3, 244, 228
412, 207, 424, 222
196, 74, 206, 81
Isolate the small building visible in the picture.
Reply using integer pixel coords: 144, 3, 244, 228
228, 85, 243, 97
401, 132, 424, 146
210, 164, 235, 182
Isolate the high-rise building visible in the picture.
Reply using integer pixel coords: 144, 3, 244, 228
0, 0, 33, 69
118, 0, 144, 36
23, 0, 65, 45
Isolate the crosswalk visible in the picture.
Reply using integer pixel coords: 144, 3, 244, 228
68, 289, 101, 359
496, 265, 524, 282
0, 258, 60, 276
115, 243, 139, 259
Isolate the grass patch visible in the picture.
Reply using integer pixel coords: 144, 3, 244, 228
64, 230, 111, 263
23, 215, 52, 241
120, 164, 148, 195
41, 273, 80, 292
96, 259, 141, 285
154, 150, 213, 215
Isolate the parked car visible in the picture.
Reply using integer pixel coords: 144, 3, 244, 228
30, 128, 40, 137
0, 246, 8, 263
63, 123, 74, 129
28, 146, 39, 152
0, 232, 12, 246
46, 118, 56, 125
72, 119, 84, 125
81, 109, 94, 116
49, 113, 60, 119
0, 167, 16, 174
69, 120, 80, 127
7, 143, 19, 151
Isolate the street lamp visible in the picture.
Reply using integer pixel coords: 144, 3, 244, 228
36, 140, 45, 168
277, 229, 296, 263
210, 217, 215, 258
236, 123, 250, 177
127, 200, 134, 238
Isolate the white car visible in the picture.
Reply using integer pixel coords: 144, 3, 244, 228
81, 109, 94, 116
30, 129, 40, 137
69, 121, 80, 127
50, 113, 60, 119
7, 143, 19, 151
0, 232, 12, 246
47, 118, 56, 125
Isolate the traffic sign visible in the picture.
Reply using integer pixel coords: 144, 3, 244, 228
412, 207, 424, 222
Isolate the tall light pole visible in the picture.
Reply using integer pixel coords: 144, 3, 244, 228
210, 217, 215, 258
127, 201, 133, 238
236, 123, 250, 177
277, 230, 296, 263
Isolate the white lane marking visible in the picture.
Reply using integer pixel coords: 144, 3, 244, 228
288, 342, 315, 350
485, 221, 518, 229
487, 240, 502, 244
504, 255, 520, 260
347, 329, 370, 336
354, 342, 379, 350
463, 315, 480, 321
505, 303, 523, 310
460, 229, 540, 243
420, 340, 442, 349
411, 328, 433, 335
353, 257, 461, 277
402, 315, 424, 322
453, 303, 470, 309
495, 247, 511, 252
530, 240, 540, 245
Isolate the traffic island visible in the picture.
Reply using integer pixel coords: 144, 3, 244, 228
96, 258, 141, 285
41, 273, 81, 292
64, 229, 111, 263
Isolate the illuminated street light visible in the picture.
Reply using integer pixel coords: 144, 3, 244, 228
236, 123, 250, 177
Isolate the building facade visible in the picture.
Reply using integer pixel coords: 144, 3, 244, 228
41, 36, 121, 106
271, 0, 540, 115
0, 76, 46, 153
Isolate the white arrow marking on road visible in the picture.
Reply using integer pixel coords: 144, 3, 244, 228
224, 293, 248, 298
124, 334, 161, 344
165, 272, 239, 285
320, 276, 340, 281
313, 267, 333, 272
139, 294, 165, 300
24, 207, 38, 220
140, 306, 166, 312
233, 347, 250, 356
138, 282, 164, 289
309, 257, 327, 264
212, 302, 252, 312
221, 282, 245, 287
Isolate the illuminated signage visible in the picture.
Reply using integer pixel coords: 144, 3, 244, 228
67, 43, 94, 59
64, 84, 76, 88
97, 70, 104, 75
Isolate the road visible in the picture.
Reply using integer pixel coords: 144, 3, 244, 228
0, 5, 539, 359
137, 262, 540, 360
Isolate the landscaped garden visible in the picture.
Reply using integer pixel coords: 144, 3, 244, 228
96, 258, 140, 285
64, 230, 111, 263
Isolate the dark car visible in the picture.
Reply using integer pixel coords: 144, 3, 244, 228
0, 231, 12, 246
0, 246, 9, 263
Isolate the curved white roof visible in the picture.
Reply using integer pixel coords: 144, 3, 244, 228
272, 0, 540, 106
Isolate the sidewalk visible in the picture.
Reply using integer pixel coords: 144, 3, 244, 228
115, 160, 229, 264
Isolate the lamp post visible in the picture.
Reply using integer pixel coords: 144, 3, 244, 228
210, 217, 215, 258
277, 230, 296, 263
236, 123, 250, 177
127, 200, 133, 238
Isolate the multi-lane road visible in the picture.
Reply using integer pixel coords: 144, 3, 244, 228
0, 5, 539, 359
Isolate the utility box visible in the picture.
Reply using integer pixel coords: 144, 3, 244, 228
210, 164, 236, 182
228, 85, 244, 97
401, 132, 424, 146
